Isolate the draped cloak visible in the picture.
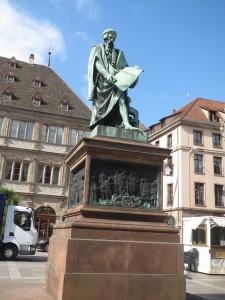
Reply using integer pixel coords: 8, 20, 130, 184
88, 44, 128, 130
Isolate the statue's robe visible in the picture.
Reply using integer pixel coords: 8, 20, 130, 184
88, 44, 128, 130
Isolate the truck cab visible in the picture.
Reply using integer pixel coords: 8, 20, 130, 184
0, 205, 38, 260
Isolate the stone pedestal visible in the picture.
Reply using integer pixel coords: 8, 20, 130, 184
45, 132, 185, 300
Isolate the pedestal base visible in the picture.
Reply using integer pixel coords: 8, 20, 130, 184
45, 208, 185, 300
46, 135, 185, 299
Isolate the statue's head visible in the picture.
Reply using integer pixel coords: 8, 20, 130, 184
102, 29, 117, 49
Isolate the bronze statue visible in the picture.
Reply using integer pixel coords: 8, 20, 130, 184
88, 29, 141, 131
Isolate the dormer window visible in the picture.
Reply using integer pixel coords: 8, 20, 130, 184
32, 92, 42, 105
61, 103, 69, 110
3, 87, 13, 101
61, 97, 69, 110
33, 99, 41, 105
8, 56, 17, 68
209, 111, 218, 122
33, 76, 42, 87
6, 72, 15, 83
4, 93, 12, 101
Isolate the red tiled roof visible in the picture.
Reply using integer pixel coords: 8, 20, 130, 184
174, 98, 225, 121
149, 97, 225, 132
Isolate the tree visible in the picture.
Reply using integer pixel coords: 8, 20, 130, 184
0, 188, 22, 235
0, 188, 21, 206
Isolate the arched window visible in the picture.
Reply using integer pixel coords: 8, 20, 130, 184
36, 206, 56, 215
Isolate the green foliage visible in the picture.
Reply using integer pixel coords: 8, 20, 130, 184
0, 188, 22, 235
0, 188, 21, 206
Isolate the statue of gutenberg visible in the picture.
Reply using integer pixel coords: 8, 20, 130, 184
88, 29, 140, 131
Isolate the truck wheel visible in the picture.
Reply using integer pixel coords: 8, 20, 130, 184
44, 243, 49, 252
1, 245, 18, 260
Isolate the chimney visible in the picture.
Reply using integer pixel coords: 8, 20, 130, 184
29, 54, 35, 64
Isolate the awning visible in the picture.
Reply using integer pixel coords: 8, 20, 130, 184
189, 217, 206, 230
188, 216, 225, 230
210, 217, 225, 228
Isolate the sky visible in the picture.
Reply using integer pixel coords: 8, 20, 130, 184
1, 0, 225, 128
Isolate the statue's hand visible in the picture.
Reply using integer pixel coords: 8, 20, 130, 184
106, 74, 116, 83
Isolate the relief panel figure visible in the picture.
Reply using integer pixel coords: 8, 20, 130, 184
88, 160, 160, 210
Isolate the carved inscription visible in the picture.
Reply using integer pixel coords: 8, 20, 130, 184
89, 160, 160, 209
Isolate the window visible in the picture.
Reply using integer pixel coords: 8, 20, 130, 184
215, 184, 224, 206
70, 129, 90, 146
165, 156, 173, 176
32, 93, 42, 105
9, 62, 16, 68
14, 211, 31, 231
167, 134, 172, 148
33, 99, 41, 105
9, 57, 16, 68
85, 131, 90, 138
4, 89, 12, 100
213, 133, 221, 147
33, 79, 41, 87
78, 130, 85, 142
209, 111, 217, 122
167, 184, 173, 206
195, 182, 204, 205
61, 103, 69, 110
61, 97, 69, 110
214, 156, 222, 175
37, 165, 60, 185
194, 131, 203, 145
194, 154, 203, 173
0, 117, 3, 135
4, 94, 12, 100
168, 156, 172, 165
41, 124, 64, 144
70, 128, 77, 146
192, 224, 206, 245
155, 140, 159, 147
5, 161, 29, 181
6, 74, 15, 82
9, 119, 34, 140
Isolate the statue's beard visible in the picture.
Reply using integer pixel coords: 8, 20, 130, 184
105, 40, 114, 50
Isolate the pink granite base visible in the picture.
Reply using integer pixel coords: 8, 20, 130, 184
45, 216, 185, 300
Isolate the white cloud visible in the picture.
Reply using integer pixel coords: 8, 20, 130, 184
74, 31, 89, 42
74, 0, 101, 20
0, 0, 65, 64
50, 0, 101, 20
74, 30, 94, 47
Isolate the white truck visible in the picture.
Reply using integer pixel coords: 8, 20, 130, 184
183, 216, 225, 274
0, 192, 38, 260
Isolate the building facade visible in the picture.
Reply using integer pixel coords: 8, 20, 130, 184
147, 98, 225, 241
0, 55, 91, 238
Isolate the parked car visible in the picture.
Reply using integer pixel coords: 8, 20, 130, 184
36, 237, 49, 252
